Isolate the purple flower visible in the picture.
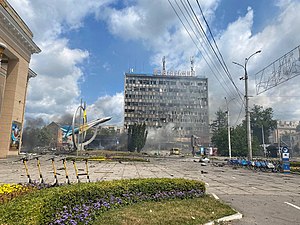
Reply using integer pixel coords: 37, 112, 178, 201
50, 188, 204, 224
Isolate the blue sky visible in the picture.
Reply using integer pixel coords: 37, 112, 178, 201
8, 0, 300, 125
65, 16, 154, 103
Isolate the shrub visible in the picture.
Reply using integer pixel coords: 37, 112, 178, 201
0, 178, 205, 225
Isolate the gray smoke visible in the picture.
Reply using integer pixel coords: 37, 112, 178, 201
22, 117, 47, 152
24, 117, 46, 128
144, 123, 178, 150
55, 113, 73, 125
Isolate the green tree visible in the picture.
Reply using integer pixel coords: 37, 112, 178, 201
128, 123, 148, 152
230, 124, 247, 156
210, 109, 227, 132
211, 127, 228, 156
250, 105, 277, 144
230, 124, 261, 157
211, 109, 228, 156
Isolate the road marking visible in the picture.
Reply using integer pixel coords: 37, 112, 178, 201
212, 193, 219, 200
232, 176, 236, 179
285, 202, 300, 210
252, 187, 257, 190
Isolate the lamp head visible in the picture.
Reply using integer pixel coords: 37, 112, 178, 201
0, 42, 7, 52
0, 42, 7, 59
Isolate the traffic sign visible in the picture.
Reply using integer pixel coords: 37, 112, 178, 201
282, 153, 290, 159
282, 147, 289, 153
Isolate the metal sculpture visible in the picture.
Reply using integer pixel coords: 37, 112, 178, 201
71, 100, 111, 152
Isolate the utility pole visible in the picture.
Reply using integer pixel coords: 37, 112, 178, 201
277, 127, 281, 158
262, 125, 266, 157
225, 97, 235, 158
233, 50, 261, 160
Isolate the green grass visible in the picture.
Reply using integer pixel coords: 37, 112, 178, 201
93, 195, 235, 225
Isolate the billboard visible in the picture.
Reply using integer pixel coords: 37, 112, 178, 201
10, 121, 22, 150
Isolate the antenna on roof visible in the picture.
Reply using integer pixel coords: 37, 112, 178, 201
162, 56, 166, 75
190, 56, 195, 75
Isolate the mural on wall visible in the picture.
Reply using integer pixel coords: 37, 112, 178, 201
11, 121, 21, 150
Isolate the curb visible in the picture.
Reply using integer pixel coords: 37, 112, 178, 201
204, 212, 243, 225
204, 193, 243, 225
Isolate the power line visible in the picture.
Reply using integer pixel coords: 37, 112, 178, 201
178, 0, 234, 91
185, 0, 244, 105
187, 0, 244, 104
196, 0, 231, 78
195, 0, 244, 100
168, 0, 236, 98
169, 0, 245, 113
233, 103, 244, 126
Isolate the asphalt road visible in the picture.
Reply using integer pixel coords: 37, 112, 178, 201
164, 158, 300, 225
0, 155, 300, 224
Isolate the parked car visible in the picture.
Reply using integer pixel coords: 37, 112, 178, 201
199, 157, 210, 163
170, 148, 181, 155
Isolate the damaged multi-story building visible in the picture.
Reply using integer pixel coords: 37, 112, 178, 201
124, 63, 209, 150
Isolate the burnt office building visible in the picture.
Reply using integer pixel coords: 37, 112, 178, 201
124, 70, 210, 147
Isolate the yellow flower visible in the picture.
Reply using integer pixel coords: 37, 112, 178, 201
0, 184, 26, 194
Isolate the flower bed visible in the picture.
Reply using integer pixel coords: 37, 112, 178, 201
0, 178, 205, 225
0, 183, 35, 203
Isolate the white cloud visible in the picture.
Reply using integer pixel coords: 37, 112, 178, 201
31, 39, 89, 78
7, 0, 300, 128
99, 0, 300, 124
87, 93, 124, 125
24, 38, 89, 121
7, 0, 114, 123
99, 0, 220, 71
9, 0, 114, 41
98, 0, 176, 42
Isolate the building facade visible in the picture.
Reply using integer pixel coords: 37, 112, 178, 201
0, 0, 40, 158
124, 72, 209, 148
46, 122, 71, 149
270, 120, 300, 144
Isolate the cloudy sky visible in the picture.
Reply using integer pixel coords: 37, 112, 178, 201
8, 0, 300, 126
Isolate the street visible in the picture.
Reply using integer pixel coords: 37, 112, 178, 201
0, 156, 300, 224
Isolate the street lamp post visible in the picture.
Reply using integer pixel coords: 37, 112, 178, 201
233, 50, 261, 160
225, 97, 235, 158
